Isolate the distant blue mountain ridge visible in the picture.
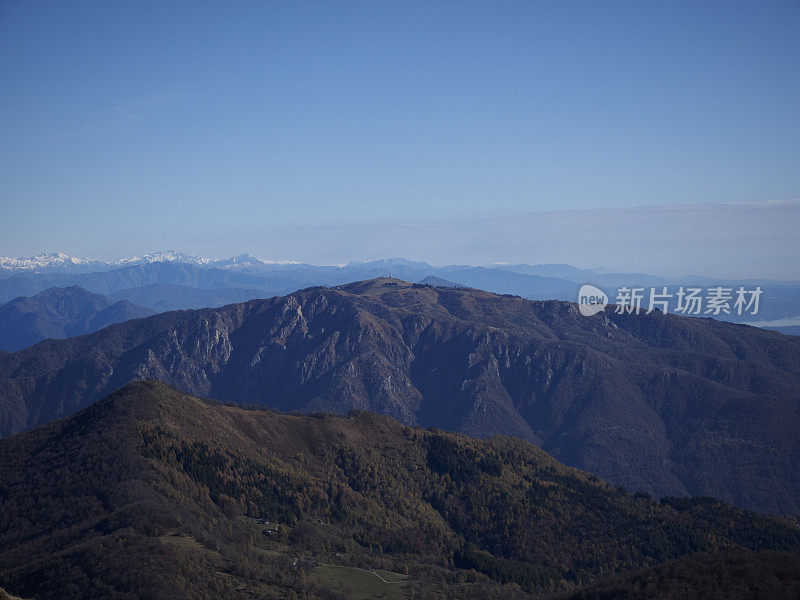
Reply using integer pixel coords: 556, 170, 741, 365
1, 255, 798, 344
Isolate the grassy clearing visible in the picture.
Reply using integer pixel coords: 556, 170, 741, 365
311, 563, 408, 600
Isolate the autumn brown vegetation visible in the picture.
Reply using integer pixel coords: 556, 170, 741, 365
1, 380, 799, 599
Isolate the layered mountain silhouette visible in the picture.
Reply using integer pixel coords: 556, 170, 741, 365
0, 262, 272, 302
0, 286, 153, 351
1, 380, 799, 599
0, 259, 578, 305
0, 278, 798, 514
3, 256, 799, 327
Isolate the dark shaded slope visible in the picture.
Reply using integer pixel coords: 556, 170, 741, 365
0, 286, 153, 351
1, 279, 799, 514
1, 381, 799, 599
559, 549, 800, 600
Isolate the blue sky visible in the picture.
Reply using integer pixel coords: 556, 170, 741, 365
1, 1, 798, 272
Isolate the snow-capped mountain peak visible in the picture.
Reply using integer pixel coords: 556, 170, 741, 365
0, 250, 302, 274
210, 253, 265, 268
114, 250, 211, 267
0, 252, 104, 272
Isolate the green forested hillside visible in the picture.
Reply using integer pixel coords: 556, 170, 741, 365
1, 380, 799, 599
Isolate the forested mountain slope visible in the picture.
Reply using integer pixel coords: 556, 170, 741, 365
1, 381, 799, 599
1, 278, 799, 513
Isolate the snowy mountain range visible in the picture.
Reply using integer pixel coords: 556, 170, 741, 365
0, 251, 296, 274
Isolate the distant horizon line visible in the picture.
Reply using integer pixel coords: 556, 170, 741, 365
2, 251, 800, 284
3, 197, 798, 280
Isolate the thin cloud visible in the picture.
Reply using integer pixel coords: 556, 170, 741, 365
234, 199, 800, 280
45, 85, 203, 139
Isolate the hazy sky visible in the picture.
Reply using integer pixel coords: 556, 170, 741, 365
1, 1, 799, 274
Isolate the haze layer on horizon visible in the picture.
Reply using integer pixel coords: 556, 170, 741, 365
195, 199, 800, 280
273, 199, 800, 280
3, 199, 798, 281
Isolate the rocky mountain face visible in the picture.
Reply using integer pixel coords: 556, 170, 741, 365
0, 286, 154, 351
1, 278, 798, 514
1, 380, 799, 599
